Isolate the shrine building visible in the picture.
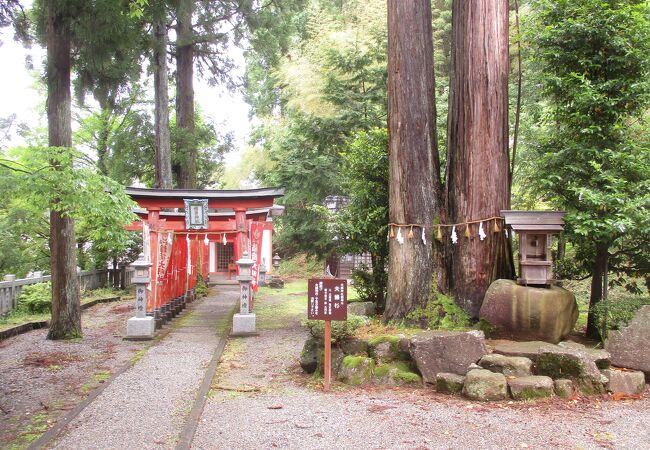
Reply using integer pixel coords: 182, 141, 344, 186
125, 187, 284, 326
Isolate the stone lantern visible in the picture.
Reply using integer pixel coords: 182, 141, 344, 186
259, 257, 268, 287
232, 251, 257, 335
272, 253, 281, 270
126, 253, 155, 340
501, 210, 566, 286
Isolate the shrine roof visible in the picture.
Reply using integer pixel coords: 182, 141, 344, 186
126, 186, 285, 199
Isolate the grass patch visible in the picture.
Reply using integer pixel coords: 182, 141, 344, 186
274, 254, 323, 279
9, 412, 49, 449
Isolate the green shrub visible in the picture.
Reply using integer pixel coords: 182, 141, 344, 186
275, 254, 324, 279
351, 268, 386, 307
405, 292, 471, 331
303, 315, 366, 343
17, 282, 52, 314
590, 295, 650, 333
194, 273, 209, 298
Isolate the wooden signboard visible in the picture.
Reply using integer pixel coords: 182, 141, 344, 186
308, 278, 348, 321
308, 278, 347, 391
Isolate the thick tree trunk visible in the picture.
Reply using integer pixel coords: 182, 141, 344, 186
153, 2, 173, 189
46, 1, 81, 340
586, 241, 609, 340
175, 0, 196, 189
385, 0, 441, 322
446, 0, 513, 318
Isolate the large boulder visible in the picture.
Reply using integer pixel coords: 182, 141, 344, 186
462, 369, 508, 401
479, 354, 533, 377
337, 356, 375, 385
606, 305, 650, 376
409, 331, 487, 383
339, 337, 369, 356
508, 376, 554, 401
480, 279, 578, 344
300, 336, 321, 374
347, 301, 376, 317
368, 335, 410, 363
536, 347, 607, 395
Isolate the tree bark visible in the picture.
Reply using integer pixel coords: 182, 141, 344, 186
46, 0, 81, 340
175, 0, 196, 189
586, 241, 608, 340
153, 1, 173, 189
446, 0, 513, 318
385, 0, 441, 322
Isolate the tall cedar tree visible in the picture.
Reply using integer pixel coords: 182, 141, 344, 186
445, 0, 514, 318
385, 0, 442, 321
44, 0, 80, 339
153, 0, 172, 189
175, 0, 195, 188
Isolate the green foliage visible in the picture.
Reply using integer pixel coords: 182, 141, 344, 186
336, 128, 389, 309
0, 145, 137, 277
590, 295, 650, 333
303, 314, 366, 343
18, 282, 52, 314
522, 0, 650, 326
195, 272, 209, 298
405, 291, 471, 331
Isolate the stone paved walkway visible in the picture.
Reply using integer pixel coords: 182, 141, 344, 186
46, 287, 238, 450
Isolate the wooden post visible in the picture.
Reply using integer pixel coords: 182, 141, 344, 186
324, 320, 331, 391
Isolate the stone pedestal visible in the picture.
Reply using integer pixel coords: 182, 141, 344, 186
232, 313, 256, 335
479, 279, 578, 344
231, 251, 258, 336
126, 317, 155, 340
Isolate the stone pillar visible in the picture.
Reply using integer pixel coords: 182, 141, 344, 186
3, 274, 16, 312
234, 207, 247, 261
126, 254, 155, 340
259, 258, 267, 287
232, 251, 256, 335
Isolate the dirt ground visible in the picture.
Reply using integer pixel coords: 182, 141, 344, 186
0, 298, 147, 449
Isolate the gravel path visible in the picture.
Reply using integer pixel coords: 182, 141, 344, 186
0, 298, 146, 448
48, 287, 238, 450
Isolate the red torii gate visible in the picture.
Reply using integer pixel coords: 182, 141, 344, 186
125, 187, 284, 328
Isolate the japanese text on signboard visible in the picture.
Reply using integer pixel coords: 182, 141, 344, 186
308, 278, 347, 321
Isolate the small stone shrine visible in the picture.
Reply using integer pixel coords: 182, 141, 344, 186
500, 210, 566, 286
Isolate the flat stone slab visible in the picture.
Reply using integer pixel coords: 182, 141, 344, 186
602, 368, 646, 395
537, 347, 607, 395
606, 305, 650, 375
493, 341, 557, 361
479, 354, 533, 377
559, 341, 611, 369
462, 369, 508, 401
508, 376, 554, 401
410, 330, 487, 383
